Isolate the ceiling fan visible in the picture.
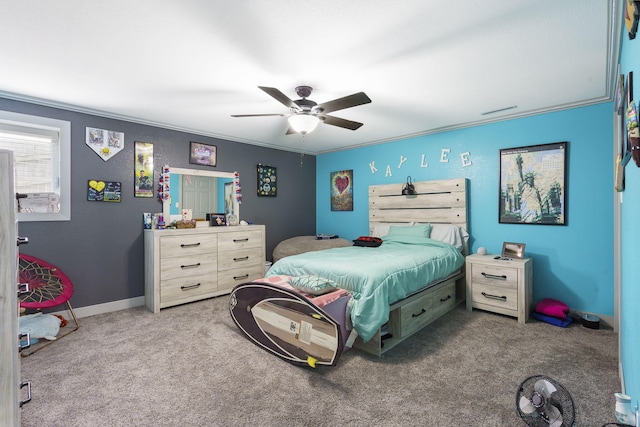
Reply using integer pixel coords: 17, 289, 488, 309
232, 86, 372, 135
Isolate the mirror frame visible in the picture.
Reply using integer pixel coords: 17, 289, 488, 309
163, 167, 238, 222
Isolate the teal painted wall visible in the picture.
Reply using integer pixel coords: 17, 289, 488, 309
619, 18, 640, 412
317, 103, 614, 318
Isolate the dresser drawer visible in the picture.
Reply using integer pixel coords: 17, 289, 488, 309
471, 263, 518, 288
160, 276, 218, 306
160, 234, 217, 258
218, 264, 264, 291
218, 230, 262, 251
471, 283, 518, 311
160, 256, 217, 281
218, 247, 262, 271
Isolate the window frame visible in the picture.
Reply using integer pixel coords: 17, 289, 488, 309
0, 110, 71, 221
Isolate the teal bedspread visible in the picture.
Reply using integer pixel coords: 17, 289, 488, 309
266, 239, 464, 342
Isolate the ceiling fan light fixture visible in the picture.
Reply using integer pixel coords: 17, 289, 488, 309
288, 114, 320, 134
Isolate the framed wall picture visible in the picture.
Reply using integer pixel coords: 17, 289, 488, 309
87, 180, 121, 202
499, 142, 567, 225
622, 72, 634, 167
189, 141, 217, 167
257, 164, 277, 197
330, 170, 353, 211
134, 141, 154, 197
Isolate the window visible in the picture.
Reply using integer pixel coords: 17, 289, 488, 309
0, 111, 71, 221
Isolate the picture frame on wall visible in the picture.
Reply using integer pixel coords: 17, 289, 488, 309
257, 164, 277, 197
189, 141, 217, 167
330, 170, 353, 211
499, 141, 567, 225
622, 72, 634, 168
134, 141, 154, 198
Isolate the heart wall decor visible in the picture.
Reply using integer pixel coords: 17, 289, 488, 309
330, 170, 353, 211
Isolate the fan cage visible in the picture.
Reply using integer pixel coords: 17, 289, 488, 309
516, 375, 576, 427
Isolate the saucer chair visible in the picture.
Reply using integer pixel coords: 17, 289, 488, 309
18, 253, 79, 356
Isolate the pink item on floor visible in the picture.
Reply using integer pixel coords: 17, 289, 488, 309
535, 298, 570, 319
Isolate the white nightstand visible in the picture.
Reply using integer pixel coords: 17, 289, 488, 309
465, 254, 533, 323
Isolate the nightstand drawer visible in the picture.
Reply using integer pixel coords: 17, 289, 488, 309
471, 263, 518, 288
472, 283, 518, 311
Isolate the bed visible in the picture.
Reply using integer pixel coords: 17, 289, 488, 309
230, 178, 469, 363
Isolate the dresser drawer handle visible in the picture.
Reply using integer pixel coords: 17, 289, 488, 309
180, 243, 201, 248
481, 292, 507, 301
233, 256, 249, 262
20, 381, 32, 407
18, 333, 31, 351
411, 308, 427, 318
440, 294, 452, 302
481, 272, 507, 280
181, 263, 201, 269
233, 238, 249, 243
181, 283, 201, 291
234, 274, 250, 281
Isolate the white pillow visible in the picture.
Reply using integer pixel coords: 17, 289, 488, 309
428, 224, 469, 250
371, 222, 414, 238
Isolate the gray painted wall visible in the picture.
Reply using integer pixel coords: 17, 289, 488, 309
1, 98, 316, 308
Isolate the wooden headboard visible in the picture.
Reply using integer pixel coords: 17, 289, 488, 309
369, 178, 468, 235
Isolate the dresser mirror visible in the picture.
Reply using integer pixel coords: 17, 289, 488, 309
164, 167, 238, 222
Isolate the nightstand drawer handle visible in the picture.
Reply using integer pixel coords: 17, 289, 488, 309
18, 333, 31, 351
181, 242, 201, 248
481, 272, 507, 280
233, 256, 249, 262
181, 283, 201, 291
440, 295, 452, 302
411, 308, 427, 318
481, 292, 507, 301
181, 262, 201, 269
233, 238, 249, 243
20, 382, 31, 407
234, 273, 250, 281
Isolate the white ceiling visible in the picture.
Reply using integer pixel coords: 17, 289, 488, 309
0, 1, 621, 155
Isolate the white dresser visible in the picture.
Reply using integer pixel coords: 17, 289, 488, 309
144, 225, 265, 313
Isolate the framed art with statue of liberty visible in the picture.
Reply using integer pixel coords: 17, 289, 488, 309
499, 142, 567, 225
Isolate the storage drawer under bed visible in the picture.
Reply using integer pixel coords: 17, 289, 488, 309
394, 279, 456, 338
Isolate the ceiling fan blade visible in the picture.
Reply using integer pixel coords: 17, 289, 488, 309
321, 114, 364, 130
258, 86, 301, 111
316, 92, 371, 114
231, 113, 285, 117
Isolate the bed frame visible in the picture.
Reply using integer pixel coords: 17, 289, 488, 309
353, 178, 468, 356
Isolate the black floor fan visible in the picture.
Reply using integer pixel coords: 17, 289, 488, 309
516, 375, 576, 427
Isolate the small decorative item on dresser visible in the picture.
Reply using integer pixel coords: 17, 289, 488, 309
209, 213, 226, 226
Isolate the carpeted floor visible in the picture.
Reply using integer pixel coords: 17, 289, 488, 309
20, 296, 622, 426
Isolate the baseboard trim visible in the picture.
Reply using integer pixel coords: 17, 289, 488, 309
52, 296, 146, 319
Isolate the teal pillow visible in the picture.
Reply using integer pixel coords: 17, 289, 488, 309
386, 224, 431, 238
288, 275, 339, 295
